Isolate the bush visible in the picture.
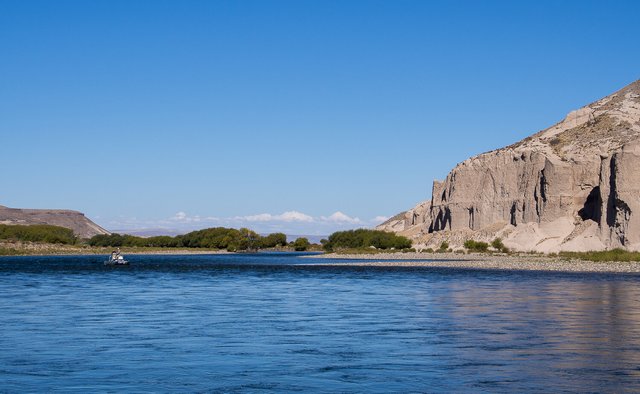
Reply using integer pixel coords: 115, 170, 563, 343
261, 233, 287, 248
293, 237, 310, 251
463, 240, 489, 252
0, 224, 77, 244
490, 238, 509, 253
323, 229, 412, 251
491, 238, 504, 251
437, 241, 449, 252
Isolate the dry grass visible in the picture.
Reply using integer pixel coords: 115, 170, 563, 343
559, 249, 640, 262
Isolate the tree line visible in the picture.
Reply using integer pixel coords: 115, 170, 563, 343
0, 223, 411, 254
88, 227, 289, 252
321, 229, 412, 251
0, 224, 77, 245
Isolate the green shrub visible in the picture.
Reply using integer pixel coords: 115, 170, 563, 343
437, 241, 449, 252
491, 238, 504, 250
323, 229, 411, 251
559, 248, 640, 262
463, 240, 489, 252
293, 237, 310, 251
0, 247, 24, 255
490, 238, 509, 253
260, 233, 287, 248
87, 227, 288, 251
0, 224, 77, 244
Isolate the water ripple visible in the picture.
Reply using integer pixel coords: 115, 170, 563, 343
0, 253, 639, 392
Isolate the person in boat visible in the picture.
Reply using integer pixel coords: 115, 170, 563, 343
111, 249, 122, 261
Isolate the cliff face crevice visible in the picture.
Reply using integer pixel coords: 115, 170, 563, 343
377, 80, 640, 252
578, 186, 601, 222
598, 141, 640, 248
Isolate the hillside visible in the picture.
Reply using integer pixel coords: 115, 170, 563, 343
378, 80, 640, 252
0, 205, 110, 239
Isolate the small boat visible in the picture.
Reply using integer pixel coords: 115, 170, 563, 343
104, 250, 129, 266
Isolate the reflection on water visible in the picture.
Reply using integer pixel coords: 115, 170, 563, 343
0, 254, 639, 392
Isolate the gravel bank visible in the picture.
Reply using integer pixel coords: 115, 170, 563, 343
303, 252, 640, 273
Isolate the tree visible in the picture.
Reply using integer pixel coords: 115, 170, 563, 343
0, 224, 77, 245
261, 232, 287, 248
293, 237, 310, 251
322, 229, 412, 251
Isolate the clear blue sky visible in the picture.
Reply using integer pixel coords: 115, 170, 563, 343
1, 0, 639, 235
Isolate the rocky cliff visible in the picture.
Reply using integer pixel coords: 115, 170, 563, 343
0, 205, 110, 239
377, 80, 640, 252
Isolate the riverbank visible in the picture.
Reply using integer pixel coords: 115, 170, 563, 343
3, 242, 640, 273
305, 252, 640, 273
0, 242, 229, 256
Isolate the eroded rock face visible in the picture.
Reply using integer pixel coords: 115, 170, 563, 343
376, 200, 430, 238
0, 206, 110, 238
600, 141, 640, 250
378, 80, 640, 252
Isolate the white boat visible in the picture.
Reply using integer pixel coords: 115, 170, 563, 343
104, 250, 129, 266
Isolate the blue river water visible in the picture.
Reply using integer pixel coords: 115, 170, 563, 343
0, 252, 639, 393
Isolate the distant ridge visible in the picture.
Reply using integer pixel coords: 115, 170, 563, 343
0, 205, 110, 238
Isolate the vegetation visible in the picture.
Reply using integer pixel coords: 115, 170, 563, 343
292, 237, 310, 251
462, 238, 509, 253
323, 229, 412, 252
260, 233, 287, 248
0, 224, 77, 245
89, 227, 288, 252
437, 241, 449, 252
0, 246, 25, 255
463, 240, 489, 252
559, 249, 640, 262
491, 238, 509, 253
331, 247, 395, 255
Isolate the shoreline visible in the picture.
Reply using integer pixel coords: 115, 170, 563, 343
303, 252, 640, 273
0, 242, 232, 257
0, 250, 232, 257
2, 245, 640, 273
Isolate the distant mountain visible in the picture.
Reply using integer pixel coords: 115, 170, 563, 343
284, 234, 327, 244
378, 79, 640, 252
0, 205, 109, 239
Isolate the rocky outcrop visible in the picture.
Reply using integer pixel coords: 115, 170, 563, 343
600, 141, 640, 249
377, 200, 431, 238
0, 205, 110, 239
377, 80, 640, 252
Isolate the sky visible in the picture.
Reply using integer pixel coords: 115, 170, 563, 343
1, 0, 639, 236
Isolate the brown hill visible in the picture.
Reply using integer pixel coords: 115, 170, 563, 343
0, 205, 110, 239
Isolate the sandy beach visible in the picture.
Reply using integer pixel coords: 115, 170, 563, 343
304, 252, 640, 273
